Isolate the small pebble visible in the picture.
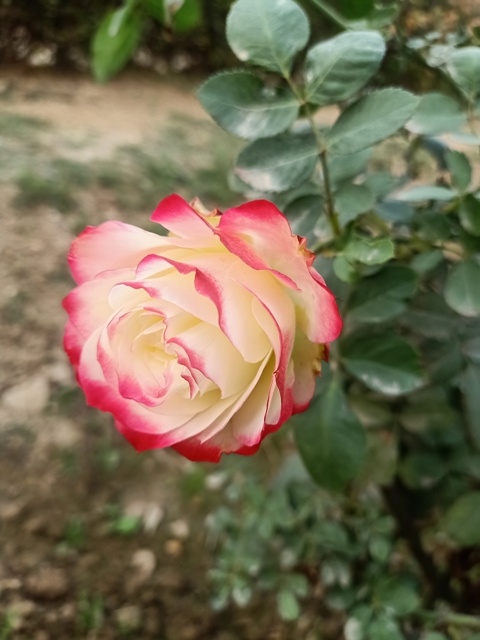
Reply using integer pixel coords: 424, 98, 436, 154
114, 605, 142, 632
2, 374, 50, 417
25, 567, 69, 600
164, 539, 183, 557
169, 518, 190, 540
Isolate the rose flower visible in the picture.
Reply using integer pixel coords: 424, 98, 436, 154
63, 195, 342, 462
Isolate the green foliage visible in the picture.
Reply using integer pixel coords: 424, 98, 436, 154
92, 4, 142, 82
13, 170, 77, 213
406, 93, 466, 135
198, 72, 299, 140
445, 258, 480, 318
341, 333, 423, 396
446, 47, 480, 101
292, 370, 366, 492
62, 515, 87, 551
104, 504, 142, 536
440, 492, 480, 547
304, 31, 385, 106
326, 89, 419, 155
235, 132, 317, 192
226, 0, 309, 74
77, 591, 105, 633
91, 0, 204, 82
200, 0, 480, 634
206, 461, 404, 623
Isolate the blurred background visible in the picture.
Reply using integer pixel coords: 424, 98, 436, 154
0, 1, 479, 638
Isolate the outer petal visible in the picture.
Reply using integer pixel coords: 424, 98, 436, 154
68, 221, 167, 285
219, 200, 343, 343
218, 200, 299, 289
151, 194, 216, 239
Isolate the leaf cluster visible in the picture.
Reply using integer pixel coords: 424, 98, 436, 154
200, 0, 480, 635
206, 460, 407, 629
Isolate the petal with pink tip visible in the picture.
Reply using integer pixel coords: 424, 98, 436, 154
150, 194, 215, 239
68, 221, 167, 285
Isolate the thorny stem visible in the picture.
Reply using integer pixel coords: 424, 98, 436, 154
285, 74, 341, 239
319, 149, 341, 238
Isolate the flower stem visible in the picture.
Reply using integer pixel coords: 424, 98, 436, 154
284, 77, 341, 239
419, 610, 480, 631
318, 149, 341, 238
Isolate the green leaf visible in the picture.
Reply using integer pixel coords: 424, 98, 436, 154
147, 0, 189, 27
459, 195, 480, 237
445, 257, 480, 317
366, 6, 398, 29
400, 293, 460, 339
327, 89, 419, 155
360, 430, 397, 485
347, 265, 418, 323
92, 6, 142, 83
396, 185, 456, 202
464, 336, 480, 365
409, 250, 444, 275
343, 236, 394, 265
406, 93, 466, 135
463, 364, 480, 451
446, 150, 471, 193
400, 389, 460, 437
341, 333, 424, 396
226, 0, 310, 74
304, 31, 385, 106
369, 535, 392, 563
363, 172, 400, 200
310, 0, 397, 30
171, 0, 202, 32
415, 211, 452, 241
349, 393, 392, 429
198, 72, 298, 140
340, 0, 374, 19
373, 575, 421, 616
235, 132, 317, 192
450, 132, 480, 145
328, 148, 371, 186
375, 200, 413, 224
143, 0, 165, 22
447, 47, 480, 99
425, 339, 464, 386
346, 605, 373, 640
284, 573, 309, 597
336, 184, 375, 224
368, 615, 404, 640
440, 491, 480, 546
292, 375, 367, 492
284, 195, 324, 246
277, 590, 300, 621
398, 451, 446, 489
333, 256, 357, 283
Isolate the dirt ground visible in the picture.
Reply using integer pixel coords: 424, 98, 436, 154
0, 67, 324, 640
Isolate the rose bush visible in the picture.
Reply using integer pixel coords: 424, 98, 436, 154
63, 195, 342, 461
